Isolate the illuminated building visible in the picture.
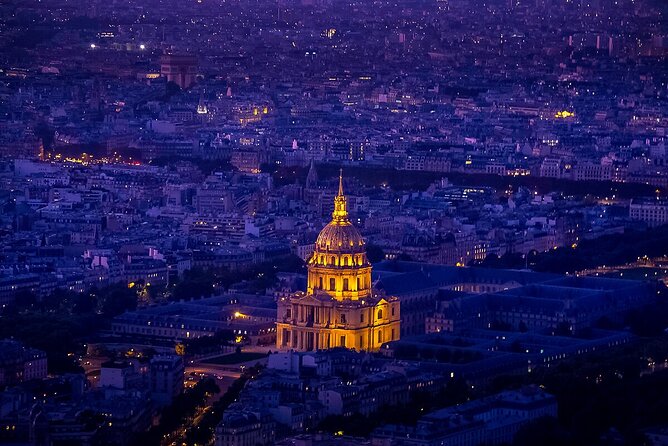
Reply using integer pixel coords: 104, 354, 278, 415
276, 172, 400, 352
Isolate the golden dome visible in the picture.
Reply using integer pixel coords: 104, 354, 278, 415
313, 171, 365, 255
307, 171, 371, 300
315, 222, 365, 254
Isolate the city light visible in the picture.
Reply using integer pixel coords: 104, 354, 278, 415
555, 110, 575, 118
1, 1, 666, 443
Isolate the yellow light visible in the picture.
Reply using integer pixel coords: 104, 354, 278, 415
555, 110, 574, 118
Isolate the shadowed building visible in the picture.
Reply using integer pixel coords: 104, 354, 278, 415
160, 54, 198, 89
277, 173, 400, 351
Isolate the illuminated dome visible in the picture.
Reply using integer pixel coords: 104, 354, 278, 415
307, 171, 372, 300
276, 170, 401, 353
313, 171, 367, 257
315, 223, 365, 254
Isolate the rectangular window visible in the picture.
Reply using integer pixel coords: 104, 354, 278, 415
343, 278, 349, 291
330, 278, 336, 291
340, 335, 346, 347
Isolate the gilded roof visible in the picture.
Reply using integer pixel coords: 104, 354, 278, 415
315, 221, 366, 254
313, 171, 366, 254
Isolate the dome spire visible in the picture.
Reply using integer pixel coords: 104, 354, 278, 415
332, 169, 348, 222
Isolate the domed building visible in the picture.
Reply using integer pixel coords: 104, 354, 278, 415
276, 173, 400, 351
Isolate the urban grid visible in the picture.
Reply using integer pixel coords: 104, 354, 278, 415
0, 0, 667, 445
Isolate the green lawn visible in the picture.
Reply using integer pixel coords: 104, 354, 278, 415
203, 352, 268, 365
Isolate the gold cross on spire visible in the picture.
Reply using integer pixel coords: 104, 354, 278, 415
332, 168, 348, 222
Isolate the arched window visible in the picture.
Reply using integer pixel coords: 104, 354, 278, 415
347, 257, 351, 266
331, 256, 336, 266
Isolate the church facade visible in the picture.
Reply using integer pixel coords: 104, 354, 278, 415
276, 173, 400, 352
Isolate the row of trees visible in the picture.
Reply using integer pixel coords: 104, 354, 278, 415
181, 365, 263, 445
8, 284, 137, 317
476, 224, 668, 274
273, 163, 661, 199
171, 254, 306, 301
131, 378, 220, 446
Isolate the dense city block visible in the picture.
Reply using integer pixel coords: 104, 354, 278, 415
0, 0, 667, 445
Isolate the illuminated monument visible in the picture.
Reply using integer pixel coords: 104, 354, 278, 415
277, 172, 400, 351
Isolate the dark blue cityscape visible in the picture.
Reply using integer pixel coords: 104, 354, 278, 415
0, 0, 667, 445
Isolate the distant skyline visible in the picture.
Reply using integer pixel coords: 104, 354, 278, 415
0, 0, 666, 444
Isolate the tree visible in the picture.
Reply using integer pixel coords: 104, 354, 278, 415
366, 244, 386, 263
165, 81, 181, 99
97, 284, 138, 317
172, 268, 214, 301
513, 417, 571, 446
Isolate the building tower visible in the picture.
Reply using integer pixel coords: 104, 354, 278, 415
277, 172, 400, 351
305, 159, 318, 190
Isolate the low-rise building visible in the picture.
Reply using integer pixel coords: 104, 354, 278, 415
0, 340, 47, 386
372, 386, 557, 446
